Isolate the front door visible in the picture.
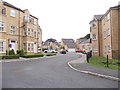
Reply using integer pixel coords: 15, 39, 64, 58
10, 41, 16, 53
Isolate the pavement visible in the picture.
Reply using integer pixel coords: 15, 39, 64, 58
68, 53, 120, 82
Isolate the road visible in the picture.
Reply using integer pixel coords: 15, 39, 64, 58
2, 53, 119, 88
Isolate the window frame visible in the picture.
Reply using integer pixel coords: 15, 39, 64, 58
0, 42, 4, 53
0, 22, 4, 32
92, 34, 97, 40
10, 26, 15, 34
10, 10, 16, 17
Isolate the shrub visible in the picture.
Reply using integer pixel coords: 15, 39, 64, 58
46, 53, 57, 56
6, 49, 15, 55
0, 55, 19, 59
17, 49, 24, 56
21, 54, 44, 58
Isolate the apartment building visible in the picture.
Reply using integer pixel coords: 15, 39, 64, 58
0, 1, 42, 55
90, 15, 103, 56
90, 4, 120, 59
101, 5, 120, 59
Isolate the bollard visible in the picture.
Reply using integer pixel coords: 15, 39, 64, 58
107, 55, 109, 68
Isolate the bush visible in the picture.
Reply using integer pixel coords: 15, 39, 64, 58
17, 49, 24, 56
6, 49, 15, 55
0, 55, 19, 59
46, 53, 57, 56
21, 54, 44, 58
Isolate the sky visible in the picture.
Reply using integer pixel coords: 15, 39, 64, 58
4, 0, 119, 42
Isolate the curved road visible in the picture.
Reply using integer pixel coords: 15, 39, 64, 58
2, 53, 118, 88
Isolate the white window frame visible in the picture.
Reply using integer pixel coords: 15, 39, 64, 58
10, 26, 15, 34
104, 46, 107, 53
31, 43, 34, 52
108, 45, 111, 52
34, 31, 36, 38
23, 28, 26, 36
28, 28, 31, 36
0, 22, 4, 32
107, 13, 110, 20
0, 42, 4, 53
92, 34, 97, 40
28, 43, 31, 52
107, 29, 111, 36
34, 19, 37, 24
31, 29, 34, 37
10, 10, 16, 17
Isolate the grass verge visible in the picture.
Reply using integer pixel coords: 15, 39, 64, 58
87, 56, 120, 70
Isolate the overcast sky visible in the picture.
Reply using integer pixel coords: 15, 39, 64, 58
4, 0, 119, 42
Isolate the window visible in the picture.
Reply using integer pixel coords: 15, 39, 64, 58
34, 19, 37, 24
107, 14, 110, 20
2, 8, 6, 15
31, 29, 34, 37
93, 47, 97, 52
34, 32, 36, 38
24, 15, 30, 23
104, 46, 107, 53
0, 42, 3, 52
108, 45, 111, 52
28, 43, 30, 51
31, 43, 34, 51
107, 29, 111, 36
92, 34, 97, 40
28, 28, 31, 36
10, 26, 15, 34
10, 10, 16, 17
23, 28, 26, 36
23, 43, 26, 52
0, 22, 4, 32
104, 31, 106, 39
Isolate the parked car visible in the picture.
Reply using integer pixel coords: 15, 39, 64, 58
75, 50, 84, 53
60, 49, 67, 54
44, 49, 57, 53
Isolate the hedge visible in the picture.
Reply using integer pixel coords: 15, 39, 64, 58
45, 53, 57, 56
21, 54, 44, 58
0, 55, 20, 59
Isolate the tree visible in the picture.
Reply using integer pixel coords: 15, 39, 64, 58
46, 38, 57, 43
80, 34, 90, 39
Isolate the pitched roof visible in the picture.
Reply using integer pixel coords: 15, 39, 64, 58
62, 39, 75, 44
66, 44, 76, 48
43, 41, 50, 46
94, 15, 103, 20
62, 39, 76, 48
3, 1, 24, 12
81, 39, 91, 44
3, 1, 38, 19
78, 38, 87, 43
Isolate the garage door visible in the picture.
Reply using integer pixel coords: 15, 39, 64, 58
68, 49, 75, 52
